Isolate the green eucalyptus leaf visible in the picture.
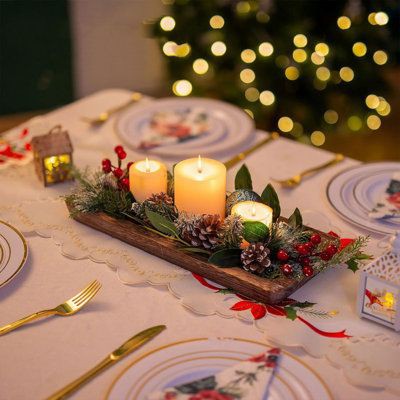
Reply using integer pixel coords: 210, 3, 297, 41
243, 221, 269, 242
261, 184, 281, 221
145, 208, 178, 236
288, 207, 303, 228
235, 164, 253, 190
208, 248, 242, 267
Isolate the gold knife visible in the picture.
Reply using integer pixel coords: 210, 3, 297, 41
47, 325, 166, 400
224, 131, 279, 170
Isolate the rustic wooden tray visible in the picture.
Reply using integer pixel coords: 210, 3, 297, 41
67, 203, 333, 304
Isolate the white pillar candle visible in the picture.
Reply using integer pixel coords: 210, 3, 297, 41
129, 158, 167, 202
174, 156, 226, 218
231, 201, 273, 227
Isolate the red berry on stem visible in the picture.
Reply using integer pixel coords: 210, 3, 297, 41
302, 265, 314, 277
320, 251, 332, 261
296, 244, 309, 256
102, 158, 112, 173
304, 242, 314, 252
114, 145, 124, 154
113, 167, 123, 178
120, 177, 129, 190
326, 244, 338, 256
310, 233, 321, 245
300, 257, 311, 266
117, 150, 127, 160
277, 249, 289, 261
126, 161, 134, 170
281, 264, 293, 276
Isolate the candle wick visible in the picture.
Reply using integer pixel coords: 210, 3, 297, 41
145, 157, 150, 173
251, 204, 256, 217
197, 155, 202, 174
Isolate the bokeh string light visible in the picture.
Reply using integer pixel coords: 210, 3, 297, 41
153, 3, 393, 145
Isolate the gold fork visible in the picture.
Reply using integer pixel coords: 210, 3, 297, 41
82, 92, 143, 126
0, 280, 101, 336
272, 153, 344, 188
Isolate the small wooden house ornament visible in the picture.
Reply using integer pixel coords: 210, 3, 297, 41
31, 125, 74, 186
357, 232, 400, 331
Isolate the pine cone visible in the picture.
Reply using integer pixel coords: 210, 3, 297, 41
241, 242, 271, 274
178, 214, 222, 249
147, 192, 174, 206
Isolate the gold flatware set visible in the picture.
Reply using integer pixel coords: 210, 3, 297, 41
1, 279, 166, 399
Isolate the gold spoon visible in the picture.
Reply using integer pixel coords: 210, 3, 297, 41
272, 153, 345, 188
81, 92, 142, 126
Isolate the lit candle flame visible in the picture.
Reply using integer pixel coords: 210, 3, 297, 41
197, 155, 203, 173
251, 203, 256, 217
145, 157, 150, 173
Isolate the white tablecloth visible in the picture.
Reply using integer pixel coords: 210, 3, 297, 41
0, 89, 398, 400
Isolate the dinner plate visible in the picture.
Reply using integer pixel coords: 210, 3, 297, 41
353, 170, 400, 222
0, 220, 28, 288
326, 162, 400, 235
115, 97, 255, 157
107, 338, 332, 400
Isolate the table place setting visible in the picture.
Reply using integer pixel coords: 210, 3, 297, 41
1, 88, 400, 400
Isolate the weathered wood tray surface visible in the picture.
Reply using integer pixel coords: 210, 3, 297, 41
67, 203, 333, 304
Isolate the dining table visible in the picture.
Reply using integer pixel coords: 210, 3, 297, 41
0, 88, 398, 400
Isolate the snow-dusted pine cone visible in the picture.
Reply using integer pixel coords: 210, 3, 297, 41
147, 192, 174, 206
241, 242, 271, 274
177, 213, 222, 249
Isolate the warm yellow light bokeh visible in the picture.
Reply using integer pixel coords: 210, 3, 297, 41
240, 68, 256, 83
193, 59, 209, 75
256, 11, 270, 23
340, 67, 354, 82
259, 90, 275, 106
258, 42, 274, 56
285, 66, 299, 80
175, 43, 191, 57
373, 50, 388, 65
324, 110, 339, 124
278, 116, 294, 132
315, 43, 329, 56
316, 66, 330, 81
172, 80, 192, 96
348, 116, 362, 131
245, 87, 259, 102
241, 49, 256, 63
352, 42, 367, 57
209, 15, 225, 29
311, 131, 326, 146
293, 34, 307, 48
337, 16, 351, 29
211, 41, 227, 56
293, 49, 307, 63
311, 52, 324, 65
236, 1, 251, 14
160, 16, 176, 31
365, 94, 380, 109
375, 12, 389, 25
368, 12, 377, 25
367, 115, 381, 130
163, 41, 177, 56
243, 108, 254, 118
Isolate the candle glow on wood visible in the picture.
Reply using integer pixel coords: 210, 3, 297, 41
129, 159, 167, 202
174, 157, 226, 217
231, 201, 273, 227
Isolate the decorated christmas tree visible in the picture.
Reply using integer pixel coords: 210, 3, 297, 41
150, 0, 397, 146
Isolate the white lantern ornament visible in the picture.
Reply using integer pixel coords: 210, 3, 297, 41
357, 232, 400, 331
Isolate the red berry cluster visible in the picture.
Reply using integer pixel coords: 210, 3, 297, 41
101, 145, 133, 191
277, 233, 338, 278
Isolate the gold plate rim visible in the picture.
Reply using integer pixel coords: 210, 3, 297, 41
0, 219, 28, 288
105, 337, 333, 400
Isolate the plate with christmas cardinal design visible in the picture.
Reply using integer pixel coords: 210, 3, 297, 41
115, 97, 255, 158
106, 338, 332, 400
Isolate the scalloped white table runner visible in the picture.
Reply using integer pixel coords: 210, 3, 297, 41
0, 89, 399, 400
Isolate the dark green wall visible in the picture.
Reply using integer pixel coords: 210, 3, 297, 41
0, 0, 74, 114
